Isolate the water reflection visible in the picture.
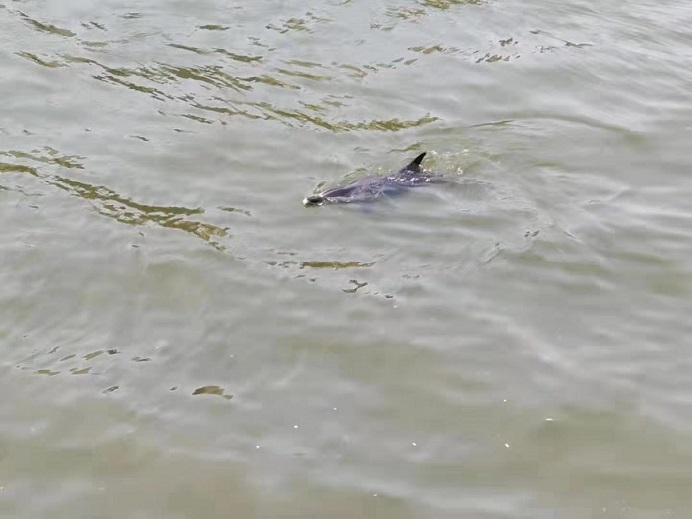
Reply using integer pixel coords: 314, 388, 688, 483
51, 176, 227, 246
12, 14, 453, 134
419, 0, 482, 9
342, 279, 368, 293
17, 11, 75, 37
1, 148, 227, 248
15, 48, 441, 131
15, 51, 66, 68
193, 385, 233, 400
266, 12, 330, 34
197, 25, 229, 32
2, 148, 84, 169
0, 162, 38, 175
21, 346, 127, 381
266, 260, 375, 270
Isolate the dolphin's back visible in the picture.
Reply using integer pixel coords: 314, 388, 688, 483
303, 152, 436, 206
321, 176, 391, 203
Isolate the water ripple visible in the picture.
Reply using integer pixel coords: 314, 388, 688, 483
1, 148, 227, 248
17, 11, 76, 37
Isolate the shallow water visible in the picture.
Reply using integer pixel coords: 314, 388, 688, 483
1, 0, 692, 517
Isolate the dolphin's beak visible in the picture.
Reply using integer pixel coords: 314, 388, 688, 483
303, 195, 325, 207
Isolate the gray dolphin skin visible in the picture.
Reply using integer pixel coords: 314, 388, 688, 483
303, 152, 435, 207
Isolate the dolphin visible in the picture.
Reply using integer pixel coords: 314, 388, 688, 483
303, 152, 436, 207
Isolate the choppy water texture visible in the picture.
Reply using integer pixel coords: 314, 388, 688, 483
1, 0, 692, 517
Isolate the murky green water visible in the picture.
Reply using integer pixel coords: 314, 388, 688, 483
2, 0, 692, 517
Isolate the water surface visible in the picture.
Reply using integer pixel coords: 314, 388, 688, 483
2, 0, 692, 517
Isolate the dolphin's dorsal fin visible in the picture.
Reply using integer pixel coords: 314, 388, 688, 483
403, 152, 426, 172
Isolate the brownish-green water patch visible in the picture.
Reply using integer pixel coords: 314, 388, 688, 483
193, 385, 233, 400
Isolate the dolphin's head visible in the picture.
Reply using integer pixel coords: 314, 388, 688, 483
303, 194, 326, 207
303, 184, 362, 207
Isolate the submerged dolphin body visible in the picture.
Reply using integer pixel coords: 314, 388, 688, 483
303, 152, 436, 207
